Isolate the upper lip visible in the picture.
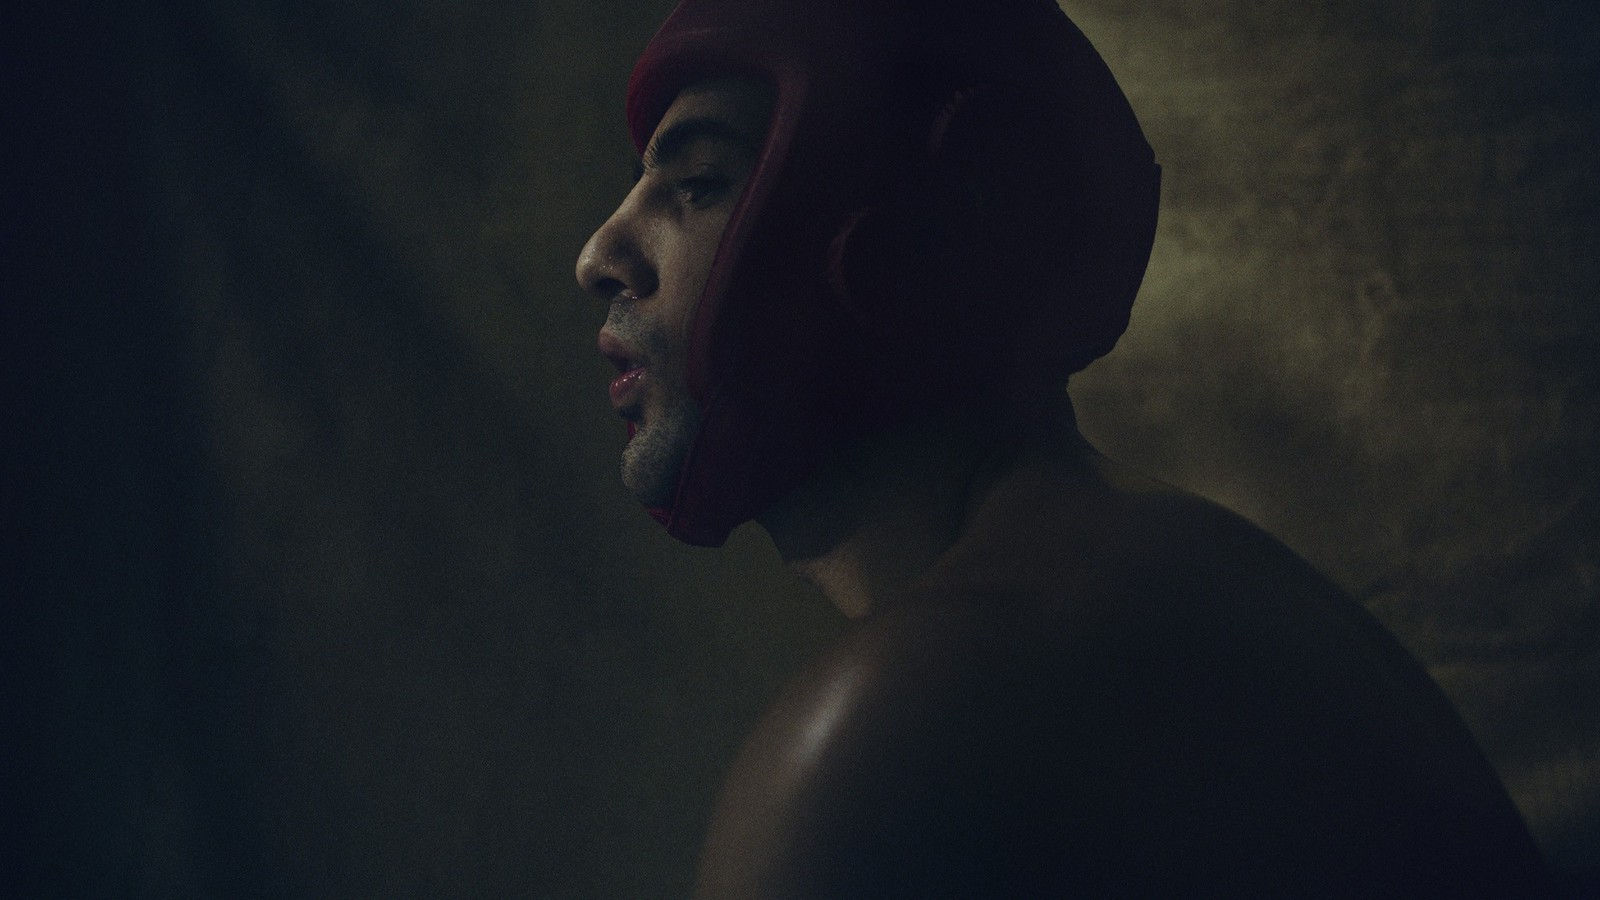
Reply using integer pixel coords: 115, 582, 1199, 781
598, 331, 643, 374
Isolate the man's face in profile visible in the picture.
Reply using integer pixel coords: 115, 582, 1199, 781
576, 78, 772, 507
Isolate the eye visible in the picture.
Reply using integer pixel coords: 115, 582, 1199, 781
675, 173, 732, 207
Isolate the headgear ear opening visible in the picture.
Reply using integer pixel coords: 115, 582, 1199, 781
823, 80, 1111, 394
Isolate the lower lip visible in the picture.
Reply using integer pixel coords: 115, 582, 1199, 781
610, 367, 644, 406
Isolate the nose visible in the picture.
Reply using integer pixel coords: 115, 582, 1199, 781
576, 198, 658, 303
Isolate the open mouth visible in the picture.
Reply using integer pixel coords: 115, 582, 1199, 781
609, 365, 645, 408
599, 331, 647, 420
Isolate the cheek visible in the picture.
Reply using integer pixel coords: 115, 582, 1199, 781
668, 210, 739, 345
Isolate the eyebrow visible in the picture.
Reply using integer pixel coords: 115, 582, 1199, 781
637, 116, 763, 178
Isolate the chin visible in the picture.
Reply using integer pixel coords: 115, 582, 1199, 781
621, 405, 701, 508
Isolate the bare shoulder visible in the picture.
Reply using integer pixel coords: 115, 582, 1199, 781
693, 598, 1091, 899
694, 450, 1550, 898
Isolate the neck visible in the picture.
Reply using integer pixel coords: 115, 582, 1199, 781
756, 395, 1078, 619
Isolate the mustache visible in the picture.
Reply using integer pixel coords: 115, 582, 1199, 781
603, 303, 667, 361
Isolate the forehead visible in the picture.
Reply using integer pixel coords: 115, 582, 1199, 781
652, 77, 773, 144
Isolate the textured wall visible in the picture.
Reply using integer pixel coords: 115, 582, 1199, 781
1068, 0, 1600, 871
10, 0, 1596, 896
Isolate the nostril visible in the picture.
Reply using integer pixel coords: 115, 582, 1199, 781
606, 284, 644, 305
588, 276, 626, 301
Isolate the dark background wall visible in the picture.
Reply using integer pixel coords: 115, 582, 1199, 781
8, 0, 1596, 896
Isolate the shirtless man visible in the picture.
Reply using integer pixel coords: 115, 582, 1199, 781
576, 0, 1551, 895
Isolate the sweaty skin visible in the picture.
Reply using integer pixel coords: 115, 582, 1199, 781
577, 79, 772, 507
700, 406, 1551, 898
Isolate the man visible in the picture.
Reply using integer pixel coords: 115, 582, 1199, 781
576, 0, 1552, 895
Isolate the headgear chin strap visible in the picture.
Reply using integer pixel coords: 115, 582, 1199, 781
627, 0, 1160, 546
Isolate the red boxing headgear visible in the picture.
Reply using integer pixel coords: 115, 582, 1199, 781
626, 0, 1161, 546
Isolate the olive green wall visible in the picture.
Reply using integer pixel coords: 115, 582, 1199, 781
10, 0, 1596, 895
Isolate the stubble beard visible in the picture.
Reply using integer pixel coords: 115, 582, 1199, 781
620, 381, 701, 509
